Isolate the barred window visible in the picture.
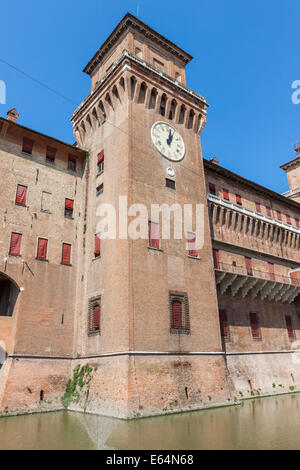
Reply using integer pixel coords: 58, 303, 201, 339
169, 291, 190, 334
88, 296, 101, 335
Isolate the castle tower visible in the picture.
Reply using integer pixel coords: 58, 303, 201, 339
281, 143, 300, 202
71, 13, 230, 418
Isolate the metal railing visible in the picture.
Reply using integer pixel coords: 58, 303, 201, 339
215, 261, 300, 286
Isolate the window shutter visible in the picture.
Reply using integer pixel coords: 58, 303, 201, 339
290, 271, 300, 286
62, 243, 71, 264
68, 156, 77, 171
172, 300, 182, 328
97, 150, 104, 164
16, 185, 27, 205
37, 238, 48, 260
219, 310, 229, 338
249, 312, 260, 339
149, 221, 159, 249
46, 147, 56, 161
187, 232, 198, 257
236, 194, 242, 205
245, 257, 253, 276
65, 199, 74, 211
286, 214, 291, 225
255, 202, 261, 213
94, 234, 101, 256
209, 183, 216, 195
223, 189, 229, 201
93, 304, 100, 331
277, 210, 282, 221
268, 262, 275, 281
213, 249, 220, 269
9, 233, 22, 255
295, 218, 300, 228
22, 138, 33, 154
266, 206, 272, 217
285, 315, 294, 339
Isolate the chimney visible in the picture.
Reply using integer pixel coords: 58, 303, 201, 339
6, 108, 19, 123
210, 156, 219, 165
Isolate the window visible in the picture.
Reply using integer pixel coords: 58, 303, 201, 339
88, 296, 101, 335
15, 184, 27, 206
96, 183, 103, 197
245, 257, 253, 276
286, 214, 291, 225
236, 194, 242, 206
187, 232, 198, 258
209, 183, 216, 195
255, 202, 261, 213
295, 218, 300, 228
37, 238, 48, 261
213, 249, 220, 269
97, 150, 104, 174
22, 138, 33, 155
169, 291, 190, 334
285, 315, 295, 339
61, 243, 71, 265
219, 310, 229, 339
266, 206, 272, 217
94, 234, 101, 258
41, 191, 52, 213
249, 312, 260, 339
65, 198, 74, 218
148, 221, 159, 249
68, 155, 77, 171
223, 189, 229, 201
268, 262, 275, 281
276, 210, 282, 221
9, 233, 22, 256
166, 178, 175, 190
46, 146, 56, 163
153, 58, 164, 71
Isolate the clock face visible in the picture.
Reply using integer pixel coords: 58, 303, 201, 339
151, 121, 185, 162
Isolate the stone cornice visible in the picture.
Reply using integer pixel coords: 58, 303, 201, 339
83, 13, 193, 75
280, 155, 300, 171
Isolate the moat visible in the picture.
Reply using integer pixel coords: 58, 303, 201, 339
1, 393, 300, 450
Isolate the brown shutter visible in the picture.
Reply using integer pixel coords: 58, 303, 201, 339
46, 147, 56, 161
97, 150, 104, 164
249, 312, 260, 339
37, 238, 48, 260
172, 300, 182, 328
268, 262, 275, 281
286, 214, 291, 225
187, 232, 198, 257
9, 233, 22, 255
277, 210, 282, 221
236, 194, 242, 205
255, 202, 261, 213
94, 234, 101, 256
219, 310, 229, 338
245, 257, 253, 276
62, 243, 71, 264
16, 185, 27, 205
285, 315, 294, 339
149, 221, 159, 249
266, 206, 272, 217
22, 138, 33, 154
65, 199, 74, 211
93, 304, 100, 330
213, 249, 220, 269
209, 183, 216, 195
295, 218, 300, 228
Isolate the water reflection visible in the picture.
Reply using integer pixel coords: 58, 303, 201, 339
1, 393, 300, 450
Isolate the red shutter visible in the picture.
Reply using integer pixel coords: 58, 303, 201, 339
94, 234, 101, 256
213, 249, 220, 269
295, 218, 300, 228
255, 202, 261, 213
187, 232, 198, 257
285, 315, 294, 339
266, 206, 272, 217
286, 214, 291, 225
223, 189, 229, 201
22, 138, 33, 154
46, 147, 56, 161
219, 310, 229, 338
249, 312, 260, 339
97, 150, 104, 164
16, 185, 27, 205
9, 233, 22, 255
93, 304, 100, 330
236, 194, 242, 205
149, 221, 159, 249
172, 301, 182, 328
37, 238, 48, 260
268, 262, 275, 281
65, 199, 74, 211
277, 210, 282, 221
245, 257, 253, 276
62, 243, 71, 264
209, 183, 216, 195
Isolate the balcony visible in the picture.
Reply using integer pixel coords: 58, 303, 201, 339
215, 262, 300, 304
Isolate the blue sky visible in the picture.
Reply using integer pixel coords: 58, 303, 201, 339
1, 0, 299, 193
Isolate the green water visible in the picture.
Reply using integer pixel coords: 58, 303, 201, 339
1, 394, 300, 450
